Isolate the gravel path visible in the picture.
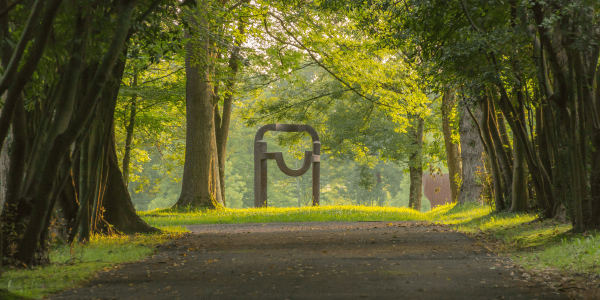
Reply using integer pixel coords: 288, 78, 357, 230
47, 221, 567, 300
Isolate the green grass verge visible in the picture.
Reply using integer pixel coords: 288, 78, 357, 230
438, 203, 599, 276
0, 227, 187, 299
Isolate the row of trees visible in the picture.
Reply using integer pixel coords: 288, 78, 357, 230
317, 0, 600, 230
0, 0, 188, 266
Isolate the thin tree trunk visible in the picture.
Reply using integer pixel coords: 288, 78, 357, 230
496, 112, 514, 164
511, 132, 529, 212
0, 0, 62, 157
0, 0, 9, 274
441, 88, 462, 202
589, 67, 600, 228
408, 116, 424, 211
459, 104, 485, 204
511, 83, 529, 212
480, 96, 506, 211
122, 71, 138, 188
488, 98, 513, 202
375, 171, 384, 206
215, 21, 245, 207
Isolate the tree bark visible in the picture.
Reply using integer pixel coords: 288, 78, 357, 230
215, 20, 245, 207
458, 104, 485, 204
510, 86, 529, 212
122, 71, 138, 188
104, 128, 159, 234
408, 116, 424, 211
0, 0, 9, 274
487, 98, 512, 202
441, 88, 462, 202
510, 132, 529, 212
480, 96, 506, 211
496, 112, 514, 164
175, 9, 223, 208
16, 0, 136, 264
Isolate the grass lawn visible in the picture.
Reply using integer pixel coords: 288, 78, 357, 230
0, 228, 187, 299
1, 203, 598, 299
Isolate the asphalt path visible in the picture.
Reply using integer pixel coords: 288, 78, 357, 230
47, 221, 567, 300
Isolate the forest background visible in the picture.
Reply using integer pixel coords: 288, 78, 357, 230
0, 0, 599, 268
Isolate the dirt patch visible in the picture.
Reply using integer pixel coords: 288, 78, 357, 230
47, 221, 568, 299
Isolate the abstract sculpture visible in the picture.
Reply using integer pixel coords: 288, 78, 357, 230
254, 124, 321, 207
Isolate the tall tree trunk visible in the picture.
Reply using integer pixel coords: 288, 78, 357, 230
480, 96, 506, 211
510, 87, 529, 212
589, 68, 600, 228
458, 104, 485, 204
408, 117, 424, 211
175, 10, 223, 208
0, 0, 10, 274
375, 171, 384, 206
122, 71, 138, 188
0, 0, 10, 216
511, 133, 529, 212
441, 88, 462, 202
215, 20, 245, 207
488, 98, 513, 202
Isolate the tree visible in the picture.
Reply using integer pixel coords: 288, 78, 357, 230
441, 89, 462, 202
174, 0, 250, 208
458, 102, 485, 204
408, 116, 424, 210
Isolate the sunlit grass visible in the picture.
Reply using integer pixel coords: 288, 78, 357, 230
0, 230, 184, 299
515, 234, 600, 275
433, 203, 598, 276
139, 203, 462, 226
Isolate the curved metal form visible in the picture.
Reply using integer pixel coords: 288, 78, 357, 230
275, 151, 312, 177
255, 124, 320, 142
254, 124, 321, 208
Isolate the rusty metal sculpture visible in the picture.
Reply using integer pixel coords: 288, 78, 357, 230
254, 124, 320, 207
